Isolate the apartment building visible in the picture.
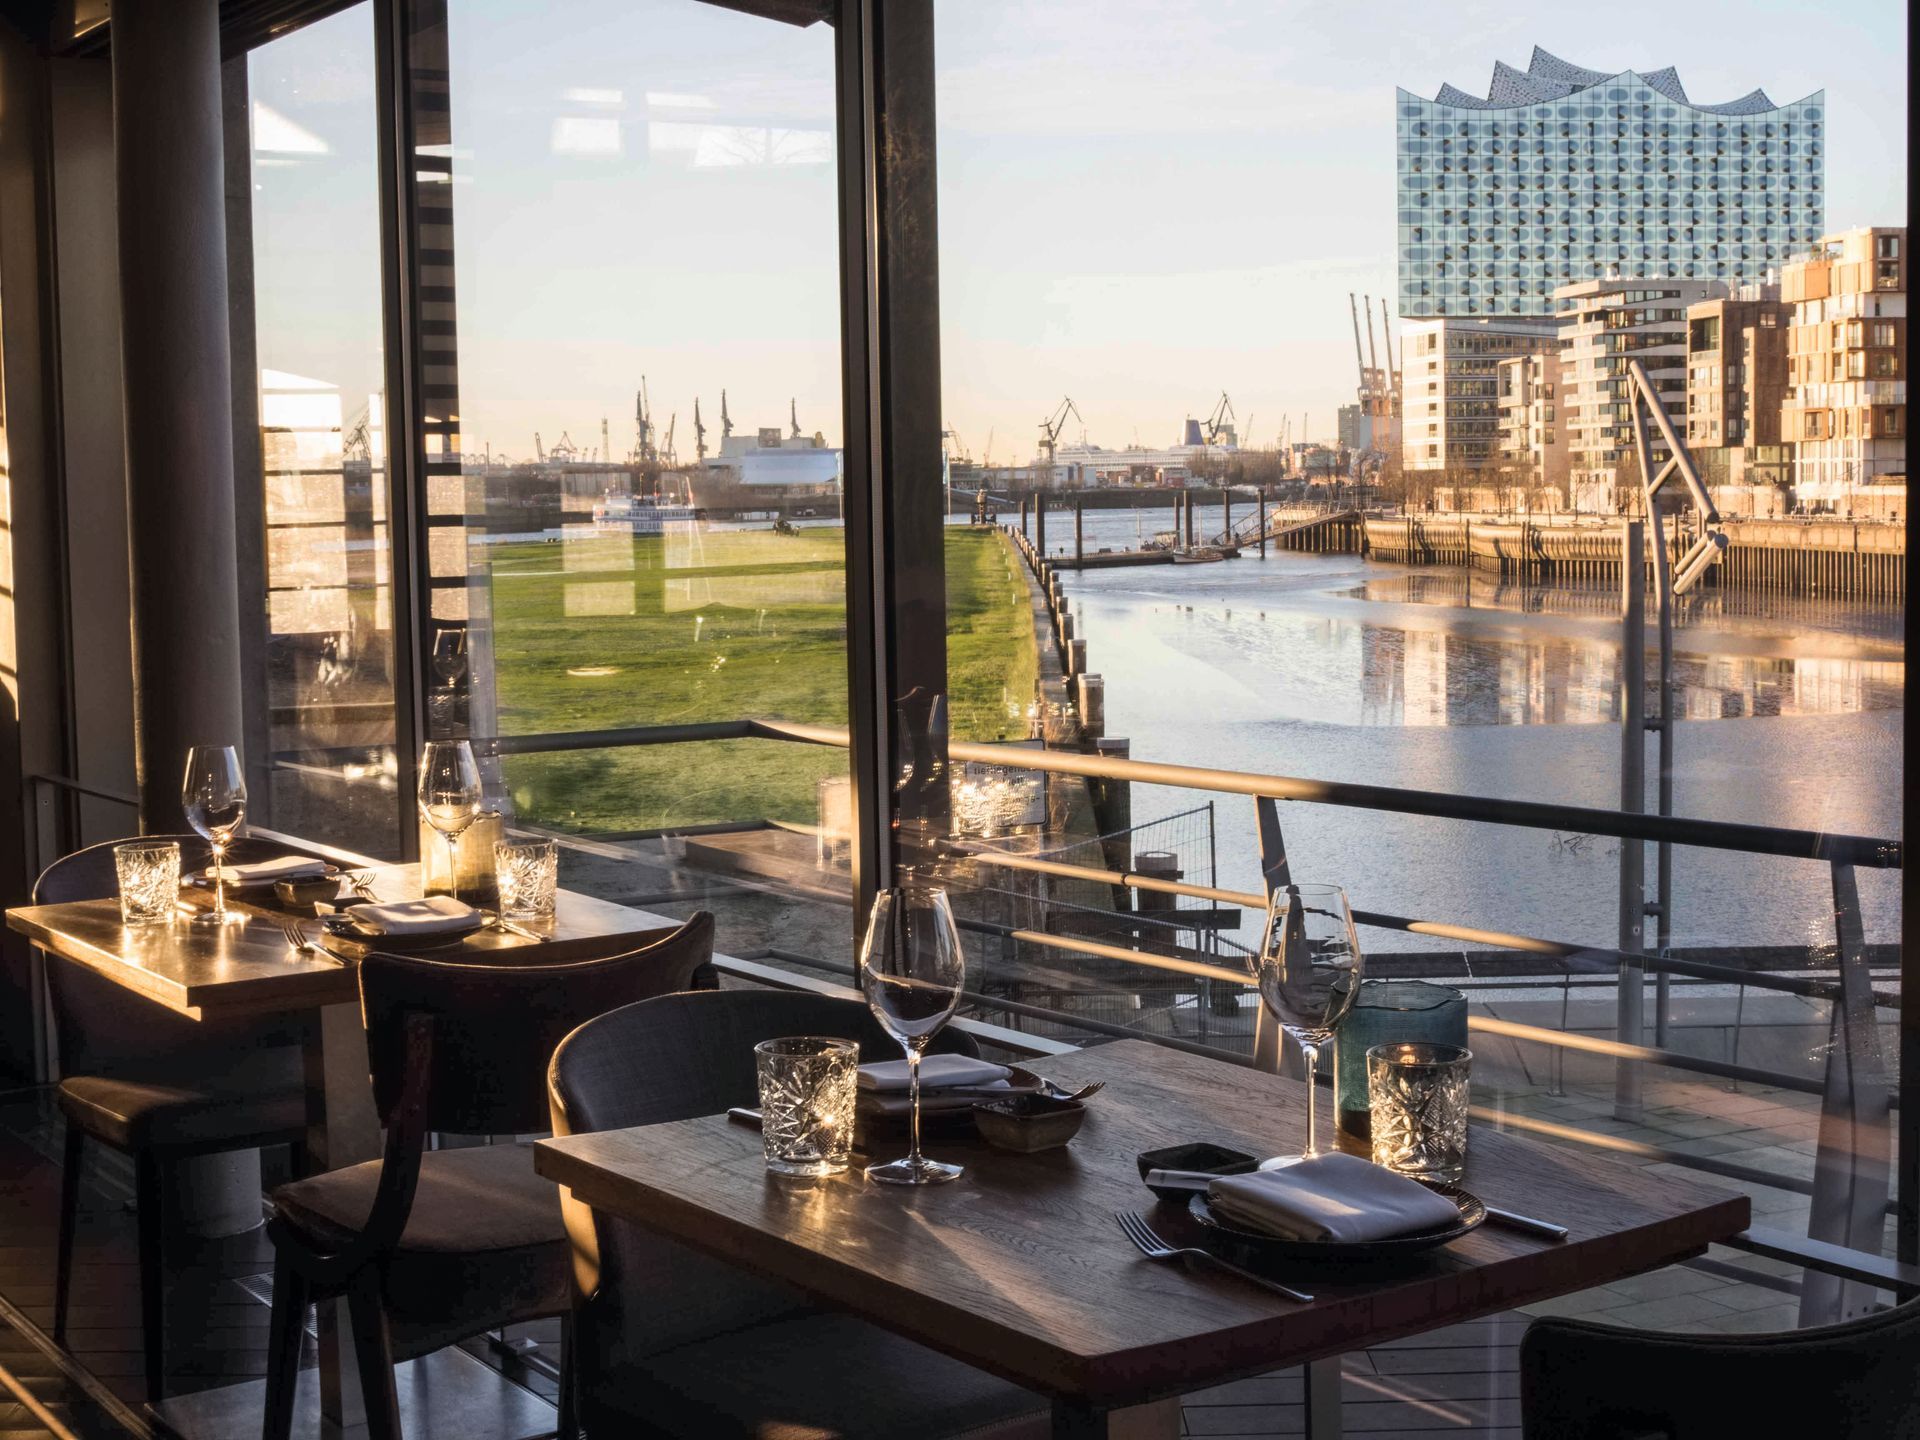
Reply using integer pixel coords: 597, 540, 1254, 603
1496, 351, 1570, 500
1779, 227, 1906, 503
1555, 276, 1728, 511
1400, 317, 1557, 473
1684, 286, 1792, 492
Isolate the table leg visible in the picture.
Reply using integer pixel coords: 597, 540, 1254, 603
1051, 1398, 1108, 1438
303, 1002, 383, 1431
1305, 1355, 1343, 1440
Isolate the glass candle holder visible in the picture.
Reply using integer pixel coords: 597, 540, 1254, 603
1368, 1042, 1472, 1185
755, 1037, 859, 1177
1333, 980, 1467, 1144
114, 841, 181, 926
494, 838, 559, 918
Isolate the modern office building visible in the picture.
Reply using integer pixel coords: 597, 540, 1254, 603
1496, 351, 1570, 501
1396, 47, 1824, 320
1555, 276, 1728, 510
1779, 227, 1907, 503
1685, 286, 1793, 499
1401, 316, 1557, 472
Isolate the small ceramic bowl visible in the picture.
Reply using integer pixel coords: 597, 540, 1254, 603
1134, 1142, 1261, 1201
275, 875, 343, 908
972, 1094, 1086, 1153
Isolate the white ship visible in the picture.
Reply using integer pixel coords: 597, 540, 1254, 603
591, 491, 702, 536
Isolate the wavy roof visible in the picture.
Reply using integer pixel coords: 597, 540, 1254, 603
1426, 46, 1810, 115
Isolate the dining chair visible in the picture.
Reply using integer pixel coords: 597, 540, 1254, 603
546, 988, 1180, 1439
261, 911, 715, 1440
1519, 1295, 1920, 1438
40, 833, 324, 1402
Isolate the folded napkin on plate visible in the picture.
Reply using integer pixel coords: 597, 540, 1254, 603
212, 855, 327, 885
858, 1054, 1011, 1093
1206, 1153, 1462, 1243
344, 895, 479, 937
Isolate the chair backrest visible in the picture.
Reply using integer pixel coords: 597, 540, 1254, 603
548, 987, 979, 1136
37, 834, 326, 1075
358, 911, 715, 1136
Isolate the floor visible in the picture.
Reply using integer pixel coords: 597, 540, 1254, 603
0, 1072, 1859, 1440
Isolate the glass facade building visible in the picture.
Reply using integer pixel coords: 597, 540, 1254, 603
1396, 47, 1825, 320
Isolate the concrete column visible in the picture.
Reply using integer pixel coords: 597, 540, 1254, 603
114, 0, 246, 832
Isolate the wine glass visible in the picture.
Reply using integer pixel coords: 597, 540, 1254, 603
859, 885, 967, 1186
1252, 882, 1364, 1166
418, 741, 483, 898
182, 746, 247, 926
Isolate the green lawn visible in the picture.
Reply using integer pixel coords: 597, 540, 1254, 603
489, 526, 1035, 832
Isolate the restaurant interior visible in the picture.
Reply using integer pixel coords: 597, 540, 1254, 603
0, 1, 1913, 1438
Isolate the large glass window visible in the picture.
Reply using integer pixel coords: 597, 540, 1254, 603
246, 3, 400, 855
409, 0, 847, 956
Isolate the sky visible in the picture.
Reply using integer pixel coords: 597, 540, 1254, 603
249, 0, 1907, 467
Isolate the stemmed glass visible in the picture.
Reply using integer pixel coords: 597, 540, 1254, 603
860, 885, 967, 1186
418, 741, 483, 898
182, 746, 248, 926
1252, 882, 1364, 1166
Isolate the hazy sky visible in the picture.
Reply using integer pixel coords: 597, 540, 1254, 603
250, 0, 1907, 466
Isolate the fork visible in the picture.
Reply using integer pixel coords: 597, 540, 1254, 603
348, 871, 380, 901
1113, 1210, 1313, 1304
281, 920, 342, 965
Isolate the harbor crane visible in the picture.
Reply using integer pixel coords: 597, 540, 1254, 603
342, 404, 372, 464
720, 389, 735, 440
534, 431, 544, 463
550, 431, 580, 462
1038, 396, 1083, 478
663, 412, 677, 467
694, 398, 708, 461
601, 416, 612, 465
790, 398, 803, 440
634, 378, 657, 464
1203, 391, 1237, 446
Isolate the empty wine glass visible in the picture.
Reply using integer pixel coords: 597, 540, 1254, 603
1252, 882, 1364, 1166
860, 885, 967, 1186
418, 741, 483, 898
182, 745, 247, 926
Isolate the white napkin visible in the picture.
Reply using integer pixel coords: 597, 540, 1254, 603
213, 855, 327, 885
345, 895, 479, 937
858, 1055, 1011, 1093
1206, 1153, 1463, 1243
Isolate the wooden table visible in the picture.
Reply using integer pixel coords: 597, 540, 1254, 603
535, 1039, 1751, 1439
8, 864, 680, 1440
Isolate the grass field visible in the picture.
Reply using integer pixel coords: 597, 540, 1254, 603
489, 525, 1037, 832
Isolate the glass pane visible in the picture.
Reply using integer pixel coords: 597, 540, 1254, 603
247, 3, 400, 856
414, 0, 846, 958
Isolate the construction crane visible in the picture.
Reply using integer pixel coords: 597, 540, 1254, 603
694, 397, 708, 461
1203, 392, 1237, 446
1348, 293, 1372, 409
1038, 396, 1082, 479
790, 398, 803, 440
720, 389, 734, 441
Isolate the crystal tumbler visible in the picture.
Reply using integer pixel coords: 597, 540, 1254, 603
114, 841, 181, 926
755, 1036, 859, 1177
1368, 1042, 1472, 1185
493, 838, 558, 918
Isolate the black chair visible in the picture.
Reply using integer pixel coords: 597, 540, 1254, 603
262, 912, 715, 1440
547, 989, 1179, 1439
1519, 1296, 1920, 1438
41, 833, 324, 1401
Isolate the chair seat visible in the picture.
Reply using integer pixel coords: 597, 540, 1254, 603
600, 1311, 1051, 1440
58, 1050, 306, 1152
273, 1141, 571, 1360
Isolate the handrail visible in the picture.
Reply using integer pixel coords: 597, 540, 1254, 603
26, 773, 140, 808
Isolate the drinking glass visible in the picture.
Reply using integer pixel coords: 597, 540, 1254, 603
114, 841, 181, 926
418, 741, 484, 896
755, 1037, 859, 1177
494, 838, 559, 918
1369, 1043, 1472, 1185
1252, 882, 1363, 1165
859, 885, 967, 1185
182, 745, 247, 926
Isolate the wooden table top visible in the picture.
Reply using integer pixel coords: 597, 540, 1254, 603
5, 863, 679, 1021
535, 1039, 1750, 1409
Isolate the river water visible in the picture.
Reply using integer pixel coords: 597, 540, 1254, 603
1034, 503, 1904, 958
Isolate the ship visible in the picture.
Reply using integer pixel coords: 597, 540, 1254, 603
591, 491, 703, 536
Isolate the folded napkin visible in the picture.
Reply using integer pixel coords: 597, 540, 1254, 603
345, 896, 479, 937
212, 855, 327, 885
1207, 1153, 1462, 1243
858, 1054, 1011, 1093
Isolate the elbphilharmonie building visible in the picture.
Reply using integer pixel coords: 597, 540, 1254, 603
1396, 47, 1824, 319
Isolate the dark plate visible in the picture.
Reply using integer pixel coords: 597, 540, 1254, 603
320, 913, 486, 952
1187, 1186, 1486, 1262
